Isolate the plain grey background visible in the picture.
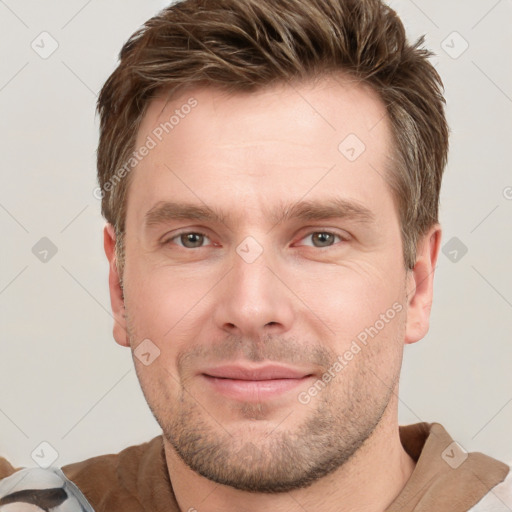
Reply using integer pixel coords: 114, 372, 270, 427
1, 0, 511, 468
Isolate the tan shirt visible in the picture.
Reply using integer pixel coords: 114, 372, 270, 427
0, 422, 510, 511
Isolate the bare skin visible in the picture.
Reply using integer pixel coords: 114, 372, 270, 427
104, 75, 441, 511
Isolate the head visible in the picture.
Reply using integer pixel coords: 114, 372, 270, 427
99, 0, 447, 494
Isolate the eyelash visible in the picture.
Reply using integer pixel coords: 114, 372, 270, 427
163, 230, 347, 249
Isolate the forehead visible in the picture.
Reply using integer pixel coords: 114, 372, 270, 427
127, 75, 395, 226
138, 75, 390, 150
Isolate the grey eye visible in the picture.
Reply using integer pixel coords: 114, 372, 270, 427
308, 232, 340, 247
178, 232, 207, 248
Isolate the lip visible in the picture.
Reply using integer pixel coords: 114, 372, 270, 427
203, 364, 312, 380
201, 364, 314, 401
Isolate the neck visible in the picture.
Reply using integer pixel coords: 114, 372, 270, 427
163, 398, 415, 512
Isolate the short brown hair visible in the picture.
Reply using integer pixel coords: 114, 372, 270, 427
97, 0, 449, 280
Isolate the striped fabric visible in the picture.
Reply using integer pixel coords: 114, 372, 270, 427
0, 466, 94, 512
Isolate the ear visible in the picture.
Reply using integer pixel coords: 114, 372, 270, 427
404, 224, 442, 345
103, 223, 130, 347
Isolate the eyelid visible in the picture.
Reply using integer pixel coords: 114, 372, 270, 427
294, 230, 349, 247
162, 229, 213, 247
161, 228, 350, 248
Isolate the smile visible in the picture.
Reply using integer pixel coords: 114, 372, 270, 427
200, 364, 314, 401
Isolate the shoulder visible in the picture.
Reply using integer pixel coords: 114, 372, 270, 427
0, 456, 20, 481
60, 435, 163, 489
0, 436, 165, 512
469, 464, 512, 511
60, 435, 168, 510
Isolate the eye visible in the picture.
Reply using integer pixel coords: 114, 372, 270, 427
298, 231, 345, 248
166, 231, 212, 249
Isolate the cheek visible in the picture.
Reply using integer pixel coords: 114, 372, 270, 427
133, 363, 181, 422
124, 259, 213, 340
301, 261, 404, 338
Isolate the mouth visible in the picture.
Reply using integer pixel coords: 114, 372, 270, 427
200, 364, 314, 401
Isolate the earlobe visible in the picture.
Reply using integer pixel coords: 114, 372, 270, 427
103, 223, 130, 347
404, 224, 442, 345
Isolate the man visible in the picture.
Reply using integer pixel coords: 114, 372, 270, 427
1, 0, 510, 510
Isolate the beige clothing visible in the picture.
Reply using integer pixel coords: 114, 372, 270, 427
0, 422, 510, 511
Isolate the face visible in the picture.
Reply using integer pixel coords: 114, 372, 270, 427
105, 76, 434, 492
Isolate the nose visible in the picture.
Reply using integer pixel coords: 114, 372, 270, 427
212, 241, 295, 340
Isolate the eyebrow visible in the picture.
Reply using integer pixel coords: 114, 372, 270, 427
144, 197, 375, 229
